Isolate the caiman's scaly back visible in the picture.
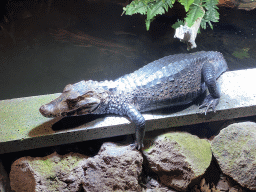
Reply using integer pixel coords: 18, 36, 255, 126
40, 51, 228, 150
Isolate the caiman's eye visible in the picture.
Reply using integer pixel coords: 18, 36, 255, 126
83, 91, 94, 97
66, 99, 77, 108
63, 84, 73, 92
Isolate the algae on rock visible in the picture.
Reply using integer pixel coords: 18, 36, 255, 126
144, 132, 212, 191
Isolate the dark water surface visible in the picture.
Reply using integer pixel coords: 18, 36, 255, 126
0, 0, 255, 100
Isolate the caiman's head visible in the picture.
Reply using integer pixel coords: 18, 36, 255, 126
39, 80, 106, 118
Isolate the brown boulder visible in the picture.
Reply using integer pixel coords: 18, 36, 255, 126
211, 121, 256, 190
10, 152, 86, 192
82, 142, 143, 191
218, 0, 256, 10
9, 143, 144, 192
144, 132, 212, 191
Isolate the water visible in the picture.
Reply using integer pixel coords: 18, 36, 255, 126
0, 0, 255, 100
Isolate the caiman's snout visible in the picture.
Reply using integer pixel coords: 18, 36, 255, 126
39, 104, 56, 117
40, 80, 103, 118
39, 95, 101, 118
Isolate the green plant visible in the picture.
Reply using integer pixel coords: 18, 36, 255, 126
232, 48, 250, 59
122, 0, 219, 31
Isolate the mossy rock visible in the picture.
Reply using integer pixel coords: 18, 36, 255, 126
211, 122, 256, 190
144, 132, 212, 190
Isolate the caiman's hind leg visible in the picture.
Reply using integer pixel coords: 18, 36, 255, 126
199, 62, 221, 115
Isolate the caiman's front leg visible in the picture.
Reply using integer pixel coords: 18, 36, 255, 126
200, 62, 221, 115
122, 104, 145, 150
108, 103, 145, 150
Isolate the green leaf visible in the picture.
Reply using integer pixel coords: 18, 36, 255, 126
201, 0, 219, 29
123, 0, 175, 30
172, 19, 185, 29
166, 0, 175, 7
163, 3, 169, 11
123, 1, 147, 15
146, 19, 151, 31
185, 4, 204, 27
203, 0, 219, 21
147, 0, 167, 20
178, 0, 194, 12
203, 0, 219, 9
208, 20, 213, 29
123, 0, 219, 31
205, 9, 219, 22
200, 18, 207, 29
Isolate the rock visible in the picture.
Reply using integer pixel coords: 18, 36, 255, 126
211, 121, 256, 190
143, 132, 212, 191
145, 177, 178, 192
191, 176, 247, 192
229, 185, 247, 192
218, 0, 256, 10
82, 142, 143, 191
10, 152, 86, 192
0, 159, 11, 192
174, 14, 204, 50
9, 143, 143, 192
191, 178, 213, 192
216, 174, 231, 191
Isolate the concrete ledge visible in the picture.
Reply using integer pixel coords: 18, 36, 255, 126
0, 68, 256, 154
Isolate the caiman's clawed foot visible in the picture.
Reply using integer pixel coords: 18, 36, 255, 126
130, 142, 144, 151
199, 95, 220, 115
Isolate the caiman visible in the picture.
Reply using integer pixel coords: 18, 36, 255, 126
39, 51, 228, 150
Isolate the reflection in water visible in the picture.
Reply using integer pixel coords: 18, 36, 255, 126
50, 28, 136, 57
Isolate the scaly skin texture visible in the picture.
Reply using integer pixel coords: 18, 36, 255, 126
39, 51, 228, 150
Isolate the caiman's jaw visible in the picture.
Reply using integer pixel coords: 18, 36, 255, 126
39, 97, 100, 117
39, 81, 102, 118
